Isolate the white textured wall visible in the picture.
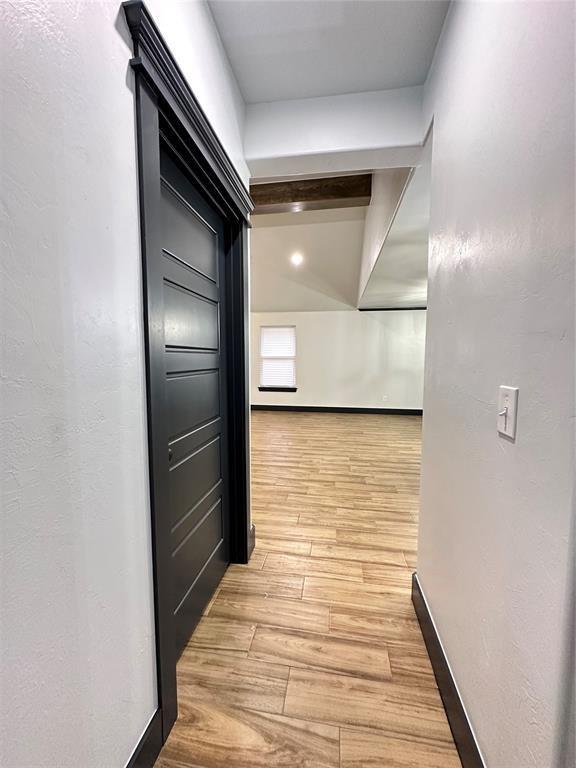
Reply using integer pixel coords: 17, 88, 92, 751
245, 87, 423, 179
0, 1, 247, 766
245, 86, 422, 160
147, 0, 249, 186
418, 3, 575, 767
251, 311, 426, 410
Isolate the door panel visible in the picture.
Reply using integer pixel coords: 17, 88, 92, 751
172, 499, 223, 608
171, 480, 223, 550
166, 372, 220, 437
165, 349, 219, 376
168, 417, 221, 465
160, 146, 229, 657
162, 251, 219, 302
163, 283, 218, 349
172, 541, 228, 656
169, 437, 222, 529
161, 183, 218, 280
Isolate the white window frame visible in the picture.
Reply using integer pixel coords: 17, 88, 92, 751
258, 325, 297, 391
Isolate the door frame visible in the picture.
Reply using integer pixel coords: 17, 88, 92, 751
123, 1, 254, 759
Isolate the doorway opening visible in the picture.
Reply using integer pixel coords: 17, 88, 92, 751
153, 133, 462, 767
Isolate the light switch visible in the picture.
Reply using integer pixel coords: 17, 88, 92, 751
497, 386, 519, 439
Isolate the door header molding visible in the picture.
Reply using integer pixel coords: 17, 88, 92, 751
122, 0, 253, 220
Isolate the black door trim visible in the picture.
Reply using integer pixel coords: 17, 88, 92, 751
126, 710, 163, 768
357, 306, 427, 312
251, 405, 423, 415
123, 0, 251, 219
123, 0, 253, 751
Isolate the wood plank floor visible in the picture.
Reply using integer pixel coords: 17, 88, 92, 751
157, 411, 461, 768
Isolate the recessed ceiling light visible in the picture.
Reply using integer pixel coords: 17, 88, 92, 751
290, 252, 304, 267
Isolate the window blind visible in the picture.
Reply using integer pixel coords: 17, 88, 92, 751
259, 326, 296, 388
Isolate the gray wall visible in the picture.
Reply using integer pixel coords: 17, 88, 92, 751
251, 310, 426, 409
0, 1, 247, 765
418, 2, 575, 766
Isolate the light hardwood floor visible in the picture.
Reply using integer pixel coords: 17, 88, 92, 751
157, 411, 461, 768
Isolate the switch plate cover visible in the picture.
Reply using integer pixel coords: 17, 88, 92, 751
498, 386, 519, 439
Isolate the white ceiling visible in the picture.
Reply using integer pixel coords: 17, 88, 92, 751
208, 0, 450, 103
250, 207, 366, 311
360, 152, 431, 309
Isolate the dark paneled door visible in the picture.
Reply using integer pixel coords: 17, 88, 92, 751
160, 147, 230, 657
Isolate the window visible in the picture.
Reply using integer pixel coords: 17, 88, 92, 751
259, 326, 297, 391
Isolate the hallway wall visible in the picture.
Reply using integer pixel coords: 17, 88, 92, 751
0, 2, 247, 767
251, 310, 426, 410
417, 2, 575, 767
245, 86, 423, 178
